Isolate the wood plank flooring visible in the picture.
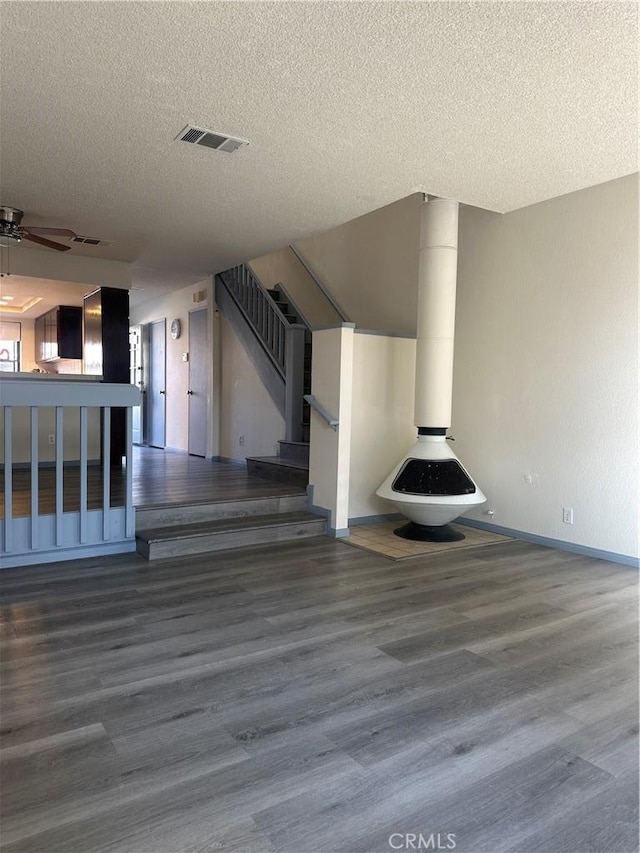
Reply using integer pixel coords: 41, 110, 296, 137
0, 537, 638, 852
1, 447, 304, 518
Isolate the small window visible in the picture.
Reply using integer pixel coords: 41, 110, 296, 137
0, 322, 20, 372
0, 339, 20, 372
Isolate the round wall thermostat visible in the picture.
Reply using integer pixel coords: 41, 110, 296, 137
170, 319, 182, 340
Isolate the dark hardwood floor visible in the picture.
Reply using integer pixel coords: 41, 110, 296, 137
1, 447, 303, 518
0, 537, 638, 852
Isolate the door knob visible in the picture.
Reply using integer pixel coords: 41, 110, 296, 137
159, 390, 166, 395
187, 390, 193, 395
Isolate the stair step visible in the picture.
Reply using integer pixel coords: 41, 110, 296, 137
135, 493, 307, 531
137, 512, 325, 560
278, 440, 310, 465
246, 456, 309, 488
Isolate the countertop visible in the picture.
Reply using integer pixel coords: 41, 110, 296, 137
1, 372, 104, 381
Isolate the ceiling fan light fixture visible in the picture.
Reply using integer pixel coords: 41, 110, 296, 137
0, 205, 75, 252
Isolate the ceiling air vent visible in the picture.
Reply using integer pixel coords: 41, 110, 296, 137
72, 236, 103, 246
176, 125, 249, 154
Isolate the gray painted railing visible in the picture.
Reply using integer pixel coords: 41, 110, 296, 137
304, 394, 339, 431
222, 265, 288, 375
289, 244, 350, 323
218, 265, 307, 442
1, 377, 141, 568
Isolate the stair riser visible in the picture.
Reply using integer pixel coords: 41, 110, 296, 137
278, 442, 310, 466
136, 494, 307, 530
246, 459, 309, 488
138, 520, 326, 560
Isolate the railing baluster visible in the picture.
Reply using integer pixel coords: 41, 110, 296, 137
30, 407, 38, 549
55, 406, 64, 546
279, 319, 283, 367
102, 407, 111, 541
125, 407, 134, 538
3, 407, 12, 553
80, 406, 88, 544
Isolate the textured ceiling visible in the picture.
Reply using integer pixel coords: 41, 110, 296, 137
0, 1, 637, 284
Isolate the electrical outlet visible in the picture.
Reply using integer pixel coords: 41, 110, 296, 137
563, 507, 574, 524
239, 435, 245, 446
48, 434, 55, 445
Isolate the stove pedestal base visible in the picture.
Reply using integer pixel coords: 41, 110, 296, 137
393, 522, 465, 542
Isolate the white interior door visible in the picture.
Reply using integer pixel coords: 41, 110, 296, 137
148, 319, 166, 449
188, 308, 208, 457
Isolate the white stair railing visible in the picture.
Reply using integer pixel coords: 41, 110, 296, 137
0, 378, 141, 568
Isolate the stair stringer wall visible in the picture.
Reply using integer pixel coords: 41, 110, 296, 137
215, 278, 285, 463
215, 276, 285, 417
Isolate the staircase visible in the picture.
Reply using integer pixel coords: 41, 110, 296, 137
245, 284, 312, 487
266, 287, 312, 444
136, 492, 325, 560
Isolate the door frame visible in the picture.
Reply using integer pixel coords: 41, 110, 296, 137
188, 307, 209, 457
129, 325, 143, 445
147, 318, 166, 449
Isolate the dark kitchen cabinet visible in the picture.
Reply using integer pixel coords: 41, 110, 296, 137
34, 306, 83, 362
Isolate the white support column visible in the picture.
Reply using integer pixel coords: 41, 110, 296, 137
414, 197, 460, 429
307, 324, 354, 535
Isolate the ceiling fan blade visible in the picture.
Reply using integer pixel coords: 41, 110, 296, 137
24, 226, 77, 238
23, 233, 71, 252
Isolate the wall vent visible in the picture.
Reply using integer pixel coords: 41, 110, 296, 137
176, 124, 249, 154
72, 236, 104, 245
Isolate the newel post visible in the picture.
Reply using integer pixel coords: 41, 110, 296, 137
284, 325, 306, 442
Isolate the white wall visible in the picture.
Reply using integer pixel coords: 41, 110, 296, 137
454, 175, 638, 559
308, 325, 354, 532
1, 405, 101, 464
131, 277, 287, 461
11, 246, 131, 289
131, 282, 208, 453
295, 194, 422, 335
218, 313, 284, 462
249, 247, 343, 327
348, 332, 416, 521
298, 175, 638, 560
